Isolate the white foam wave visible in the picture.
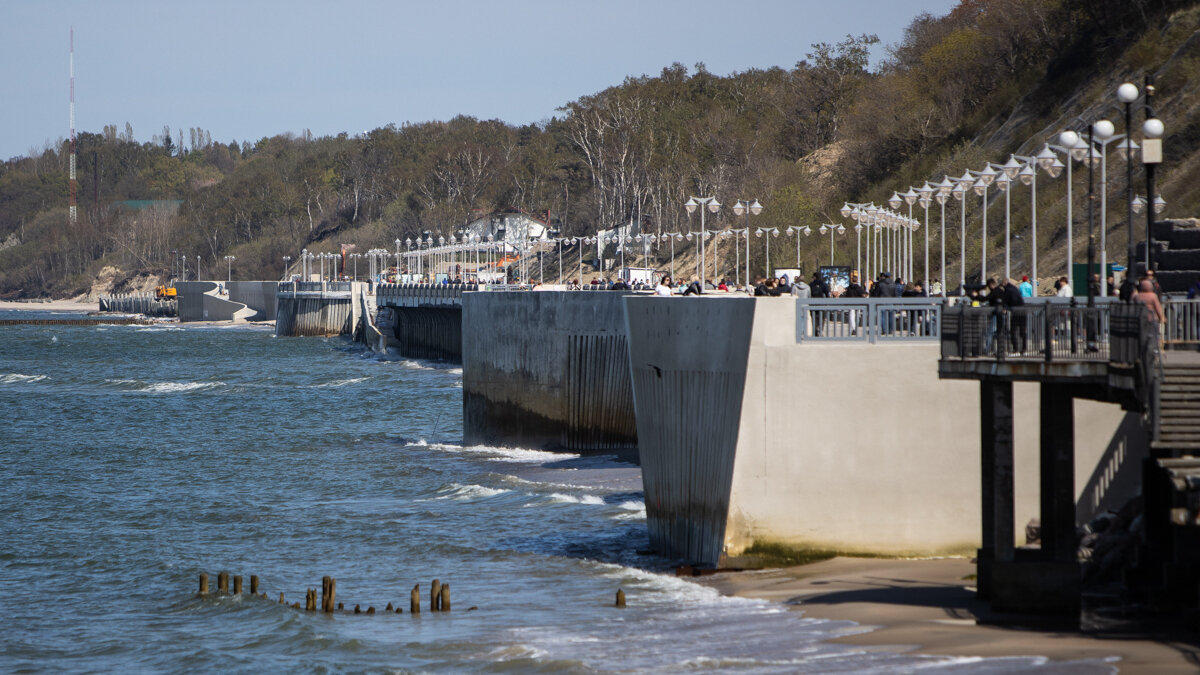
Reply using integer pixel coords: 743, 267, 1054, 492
544, 493, 606, 505
0, 373, 48, 384
134, 325, 182, 332
308, 377, 370, 388
434, 483, 511, 501
429, 442, 581, 465
107, 378, 223, 394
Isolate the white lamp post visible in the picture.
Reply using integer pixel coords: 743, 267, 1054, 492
224, 255, 236, 282
685, 196, 721, 288
755, 227, 780, 277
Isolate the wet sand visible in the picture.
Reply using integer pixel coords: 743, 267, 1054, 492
698, 557, 1199, 672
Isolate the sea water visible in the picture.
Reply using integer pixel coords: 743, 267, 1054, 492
0, 314, 1115, 673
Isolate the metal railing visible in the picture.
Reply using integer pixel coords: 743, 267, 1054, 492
939, 299, 1154, 365
796, 298, 942, 344
1164, 298, 1200, 347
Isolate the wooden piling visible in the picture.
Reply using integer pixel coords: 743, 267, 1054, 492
410, 585, 420, 614
322, 576, 336, 614
385, 602, 393, 612
440, 583, 450, 612
250, 575, 259, 595
366, 606, 375, 615
198, 572, 209, 595
615, 589, 626, 607
217, 571, 229, 593
279, 592, 285, 604
292, 601, 301, 609
233, 575, 243, 595
306, 589, 316, 611
337, 602, 344, 610
354, 604, 361, 614
431, 579, 441, 612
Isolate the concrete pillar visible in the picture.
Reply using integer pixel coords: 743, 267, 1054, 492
1040, 383, 1076, 563
978, 379, 1014, 599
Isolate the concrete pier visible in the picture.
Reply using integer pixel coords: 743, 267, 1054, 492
624, 296, 1147, 566
462, 291, 637, 453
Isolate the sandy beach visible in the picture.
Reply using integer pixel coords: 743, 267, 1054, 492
0, 299, 99, 312
699, 556, 1199, 672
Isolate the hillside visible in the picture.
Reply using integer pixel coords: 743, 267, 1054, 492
0, 0, 1196, 298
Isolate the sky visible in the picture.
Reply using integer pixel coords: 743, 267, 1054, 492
1, 0, 960, 161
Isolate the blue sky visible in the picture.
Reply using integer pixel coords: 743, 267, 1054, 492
2, 0, 959, 160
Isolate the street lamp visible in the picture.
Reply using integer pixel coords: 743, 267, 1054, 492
684, 196, 721, 288
281, 255, 291, 281
818, 224, 844, 265
755, 227, 779, 277
224, 255, 235, 282
950, 172, 973, 293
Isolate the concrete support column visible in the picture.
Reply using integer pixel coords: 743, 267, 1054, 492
1040, 383, 1076, 563
978, 379, 1015, 599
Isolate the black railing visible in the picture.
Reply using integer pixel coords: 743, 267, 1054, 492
941, 300, 1152, 364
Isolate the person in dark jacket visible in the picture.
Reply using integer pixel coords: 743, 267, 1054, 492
1000, 277, 1026, 353
809, 271, 829, 336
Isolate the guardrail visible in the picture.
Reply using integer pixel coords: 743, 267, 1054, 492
796, 298, 942, 344
939, 299, 1152, 364
1164, 298, 1200, 347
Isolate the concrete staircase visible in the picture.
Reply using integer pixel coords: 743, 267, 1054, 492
1141, 219, 1200, 293
1156, 352, 1200, 453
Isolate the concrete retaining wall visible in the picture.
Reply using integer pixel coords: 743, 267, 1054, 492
625, 296, 1147, 566
176, 281, 255, 322
384, 307, 462, 360
228, 281, 278, 321
275, 295, 354, 336
462, 291, 638, 453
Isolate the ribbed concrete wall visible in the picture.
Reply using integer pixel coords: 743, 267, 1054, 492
625, 296, 1147, 566
462, 291, 638, 453
625, 297, 755, 563
275, 296, 353, 336
98, 294, 177, 317
389, 307, 462, 360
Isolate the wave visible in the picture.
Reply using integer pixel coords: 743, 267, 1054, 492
426, 442, 582, 465
106, 378, 224, 394
432, 483, 512, 501
542, 493, 606, 506
306, 377, 370, 388
0, 373, 48, 384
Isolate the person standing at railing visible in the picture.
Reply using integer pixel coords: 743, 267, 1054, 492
1188, 275, 1200, 300
1001, 278, 1027, 353
1019, 276, 1033, 298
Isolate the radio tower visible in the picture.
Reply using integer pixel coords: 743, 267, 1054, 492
69, 27, 77, 225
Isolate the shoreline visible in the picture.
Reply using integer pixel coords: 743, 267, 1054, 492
0, 299, 99, 312
695, 556, 1199, 672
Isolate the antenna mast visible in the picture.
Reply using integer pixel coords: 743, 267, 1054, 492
69, 27, 77, 225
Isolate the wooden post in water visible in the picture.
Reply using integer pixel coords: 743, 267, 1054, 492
279, 592, 285, 605
366, 606, 375, 615
430, 579, 441, 612
198, 573, 209, 595
615, 589, 626, 607
217, 572, 229, 593
233, 576, 243, 595
354, 604, 361, 614
385, 602, 393, 612
250, 575, 259, 595
440, 583, 450, 611
410, 585, 420, 614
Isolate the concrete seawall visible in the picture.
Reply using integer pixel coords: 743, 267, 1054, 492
462, 291, 637, 454
176, 281, 256, 322
624, 296, 1147, 566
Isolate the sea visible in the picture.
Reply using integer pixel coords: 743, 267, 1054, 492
0, 309, 1116, 673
